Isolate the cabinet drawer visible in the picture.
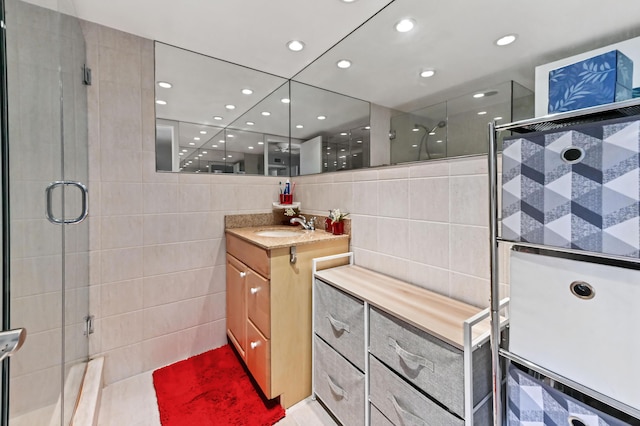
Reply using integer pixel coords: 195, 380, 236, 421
226, 234, 270, 278
314, 279, 365, 371
370, 404, 394, 426
370, 355, 463, 426
314, 336, 365, 426
247, 271, 270, 338
247, 321, 271, 399
369, 307, 491, 418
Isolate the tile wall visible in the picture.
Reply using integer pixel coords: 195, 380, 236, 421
83, 22, 509, 387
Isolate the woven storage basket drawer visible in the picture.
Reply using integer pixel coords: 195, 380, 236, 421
370, 404, 394, 426
314, 336, 365, 426
369, 355, 464, 426
510, 250, 640, 411
314, 278, 365, 370
501, 115, 640, 259
369, 306, 491, 418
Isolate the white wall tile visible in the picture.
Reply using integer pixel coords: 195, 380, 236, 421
100, 215, 143, 249
352, 181, 378, 215
142, 183, 177, 214
101, 344, 145, 386
101, 278, 143, 317
378, 179, 408, 218
449, 272, 490, 308
409, 177, 449, 222
101, 247, 143, 284
410, 262, 450, 297
350, 215, 378, 252
449, 175, 489, 226
101, 182, 142, 216
142, 213, 180, 245
101, 311, 143, 351
377, 217, 410, 259
408, 221, 449, 268
449, 225, 490, 279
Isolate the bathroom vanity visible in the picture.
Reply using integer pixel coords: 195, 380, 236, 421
225, 225, 349, 408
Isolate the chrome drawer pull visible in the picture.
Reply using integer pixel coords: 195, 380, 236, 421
326, 314, 350, 333
389, 394, 428, 426
325, 374, 349, 401
250, 287, 259, 294
389, 338, 434, 372
250, 341, 259, 349
239, 272, 247, 278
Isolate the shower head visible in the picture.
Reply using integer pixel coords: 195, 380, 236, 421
414, 121, 446, 133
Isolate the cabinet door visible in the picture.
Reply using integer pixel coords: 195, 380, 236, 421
226, 255, 247, 357
247, 320, 271, 398
247, 271, 270, 338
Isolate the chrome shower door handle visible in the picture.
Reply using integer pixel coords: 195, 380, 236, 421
0, 328, 26, 363
45, 181, 88, 225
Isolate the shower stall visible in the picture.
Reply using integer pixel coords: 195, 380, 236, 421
1, 0, 90, 424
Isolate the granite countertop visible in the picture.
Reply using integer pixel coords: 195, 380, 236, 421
225, 225, 349, 250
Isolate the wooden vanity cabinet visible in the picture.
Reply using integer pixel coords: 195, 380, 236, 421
225, 232, 348, 408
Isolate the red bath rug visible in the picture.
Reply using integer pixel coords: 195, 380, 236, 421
152, 345, 285, 426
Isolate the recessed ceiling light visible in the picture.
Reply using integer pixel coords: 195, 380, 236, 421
494, 116, 503, 120
202, 151, 207, 154
296, 124, 304, 129
473, 93, 485, 99
395, 18, 415, 33
364, 126, 370, 130
219, 140, 225, 143
248, 146, 254, 150
353, 154, 358, 157
228, 134, 235, 138
341, 0, 357, 3
412, 144, 418, 148
246, 121, 255, 126
317, 115, 327, 120
261, 111, 271, 116
213, 116, 223, 121
327, 147, 331, 150
212, 145, 218, 148
281, 98, 291, 104
225, 104, 236, 110
181, 149, 187, 152
227, 155, 232, 158
200, 131, 207, 134
155, 100, 167, 105
258, 141, 264, 145
357, 140, 362, 143
336, 59, 352, 69
198, 154, 203, 157
287, 40, 305, 52
241, 88, 253, 95
478, 111, 487, 115
340, 132, 348, 136
194, 137, 200, 141
412, 128, 419, 132
495, 34, 517, 46
179, 152, 184, 156
189, 142, 195, 146
436, 140, 443, 143
429, 131, 436, 135
157, 81, 172, 89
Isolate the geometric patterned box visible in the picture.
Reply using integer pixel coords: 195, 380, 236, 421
548, 50, 634, 114
502, 116, 640, 259
507, 365, 630, 425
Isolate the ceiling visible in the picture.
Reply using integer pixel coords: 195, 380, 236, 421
58, 0, 640, 112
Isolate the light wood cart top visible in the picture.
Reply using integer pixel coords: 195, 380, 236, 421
314, 265, 491, 350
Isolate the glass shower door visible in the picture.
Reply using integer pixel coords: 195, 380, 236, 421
2, 0, 89, 424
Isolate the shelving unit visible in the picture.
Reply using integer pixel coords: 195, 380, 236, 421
488, 98, 640, 425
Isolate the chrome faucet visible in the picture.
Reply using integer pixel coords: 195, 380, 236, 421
290, 215, 316, 230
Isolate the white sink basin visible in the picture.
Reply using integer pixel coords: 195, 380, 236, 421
255, 230, 304, 238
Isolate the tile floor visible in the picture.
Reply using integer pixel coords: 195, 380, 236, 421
97, 371, 338, 426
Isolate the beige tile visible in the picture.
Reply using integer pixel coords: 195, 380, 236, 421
11, 255, 62, 297
101, 247, 143, 284
101, 311, 143, 352
142, 213, 180, 245
100, 215, 143, 249
449, 225, 490, 279
378, 166, 409, 180
10, 329, 61, 377
449, 175, 489, 226
101, 279, 143, 317
332, 172, 353, 183
376, 253, 414, 285
142, 183, 178, 214
142, 296, 220, 340
378, 179, 408, 218
179, 211, 224, 241
178, 184, 211, 212
178, 172, 212, 185
352, 181, 378, 215
98, 370, 160, 426
98, 25, 141, 54
10, 365, 60, 416
410, 262, 450, 296
409, 160, 449, 178
449, 156, 488, 176
449, 272, 490, 308
99, 81, 141, 151
89, 251, 101, 286
143, 239, 222, 277
350, 215, 378, 251
377, 217, 410, 259
141, 88, 156, 153
409, 177, 449, 222
143, 267, 223, 308
101, 182, 143, 216
101, 343, 145, 386
409, 221, 449, 268
100, 148, 142, 182
98, 46, 140, 87
352, 169, 378, 182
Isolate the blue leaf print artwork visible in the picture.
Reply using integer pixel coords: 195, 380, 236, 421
548, 50, 634, 113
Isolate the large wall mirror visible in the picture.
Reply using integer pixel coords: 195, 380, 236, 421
156, 0, 640, 176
